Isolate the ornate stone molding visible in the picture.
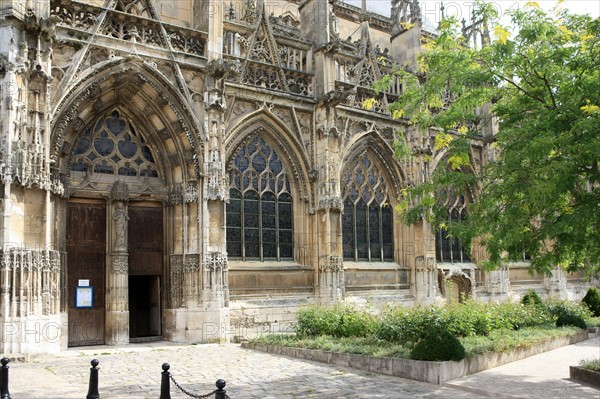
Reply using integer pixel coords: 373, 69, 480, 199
169, 181, 199, 205
320, 255, 343, 272
204, 251, 228, 271
205, 165, 229, 201
415, 256, 436, 272
183, 181, 199, 203
317, 157, 343, 211
0, 248, 62, 317
184, 255, 201, 273
112, 255, 128, 275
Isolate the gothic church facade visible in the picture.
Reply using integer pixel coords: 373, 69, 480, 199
0, 0, 593, 353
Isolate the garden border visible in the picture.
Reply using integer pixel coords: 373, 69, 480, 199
242, 328, 598, 385
569, 366, 600, 388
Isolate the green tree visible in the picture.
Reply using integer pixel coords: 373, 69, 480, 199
378, 2, 600, 276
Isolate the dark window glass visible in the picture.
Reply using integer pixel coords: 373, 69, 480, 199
70, 111, 159, 179
369, 204, 381, 261
226, 137, 294, 261
342, 155, 393, 262
382, 206, 394, 260
356, 200, 369, 260
227, 190, 243, 259
94, 134, 114, 156
436, 193, 471, 263
342, 198, 355, 259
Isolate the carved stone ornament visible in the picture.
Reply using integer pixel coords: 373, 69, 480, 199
321, 255, 343, 272
112, 255, 128, 274
184, 255, 201, 273
183, 181, 198, 203
415, 256, 436, 272
204, 251, 228, 271
111, 180, 129, 202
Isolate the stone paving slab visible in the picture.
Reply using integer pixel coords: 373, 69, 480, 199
5, 338, 599, 398
446, 336, 600, 399
7, 343, 478, 399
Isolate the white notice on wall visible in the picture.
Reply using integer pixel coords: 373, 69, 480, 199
75, 286, 94, 308
78, 279, 90, 286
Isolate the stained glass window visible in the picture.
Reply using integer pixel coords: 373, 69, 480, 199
435, 191, 470, 263
226, 136, 293, 261
342, 156, 394, 262
70, 111, 159, 179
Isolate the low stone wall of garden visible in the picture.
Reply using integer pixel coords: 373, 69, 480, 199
242, 328, 598, 385
569, 366, 600, 388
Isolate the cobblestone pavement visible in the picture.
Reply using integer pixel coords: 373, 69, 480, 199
446, 336, 600, 399
8, 342, 476, 399
5, 337, 599, 399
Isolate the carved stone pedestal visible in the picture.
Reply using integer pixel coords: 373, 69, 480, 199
318, 256, 344, 303
414, 256, 437, 303
485, 266, 510, 301
545, 267, 568, 299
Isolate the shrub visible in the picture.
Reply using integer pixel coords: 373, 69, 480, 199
492, 301, 551, 330
442, 300, 497, 337
294, 303, 377, 338
556, 313, 587, 329
410, 327, 466, 361
544, 298, 592, 321
295, 305, 339, 337
521, 290, 543, 307
581, 287, 600, 317
376, 306, 439, 343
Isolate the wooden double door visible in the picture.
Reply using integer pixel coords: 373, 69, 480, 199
67, 199, 163, 346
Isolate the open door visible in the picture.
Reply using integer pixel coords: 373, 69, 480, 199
128, 202, 163, 341
67, 200, 106, 346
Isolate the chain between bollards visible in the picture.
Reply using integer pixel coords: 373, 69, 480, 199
161, 362, 229, 399
86, 359, 100, 399
0, 358, 10, 399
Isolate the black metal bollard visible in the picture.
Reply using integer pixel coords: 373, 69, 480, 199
0, 358, 10, 399
160, 363, 171, 399
86, 359, 100, 399
214, 379, 227, 399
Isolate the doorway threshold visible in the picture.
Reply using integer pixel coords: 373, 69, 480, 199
130, 336, 163, 343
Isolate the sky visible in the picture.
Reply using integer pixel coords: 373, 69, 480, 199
340, 1, 600, 23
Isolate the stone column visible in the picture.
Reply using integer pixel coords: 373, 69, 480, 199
105, 181, 129, 345
0, 1, 66, 354
315, 110, 345, 303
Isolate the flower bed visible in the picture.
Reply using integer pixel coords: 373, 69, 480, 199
244, 329, 595, 385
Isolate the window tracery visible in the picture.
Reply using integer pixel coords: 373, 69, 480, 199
342, 156, 394, 262
71, 111, 159, 179
226, 136, 293, 261
435, 190, 470, 263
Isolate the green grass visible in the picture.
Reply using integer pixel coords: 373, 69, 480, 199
579, 358, 600, 372
460, 324, 580, 356
251, 323, 583, 360
252, 334, 411, 358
